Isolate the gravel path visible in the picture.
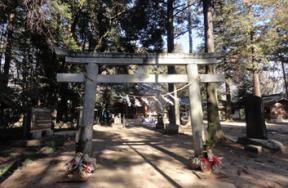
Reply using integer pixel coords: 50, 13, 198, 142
1, 119, 287, 188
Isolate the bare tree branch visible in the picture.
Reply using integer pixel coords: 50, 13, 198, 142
94, 8, 128, 52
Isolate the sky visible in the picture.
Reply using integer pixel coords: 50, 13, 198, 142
170, 30, 203, 54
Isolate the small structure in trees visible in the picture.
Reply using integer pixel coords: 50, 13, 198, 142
262, 93, 288, 122
203, 99, 241, 120
23, 107, 53, 139
126, 83, 162, 119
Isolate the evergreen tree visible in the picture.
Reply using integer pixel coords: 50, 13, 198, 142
202, 0, 226, 141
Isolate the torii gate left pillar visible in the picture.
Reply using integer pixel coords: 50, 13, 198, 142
76, 63, 98, 155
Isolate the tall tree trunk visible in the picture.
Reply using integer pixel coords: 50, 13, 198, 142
60, 85, 68, 122
225, 69, 233, 122
175, 87, 181, 126
203, 0, 226, 141
51, 89, 60, 130
167, 0, 174, 54
251, 31, 261, 97
3, 4, 17, 88
98, 65, 107, 124
0, 108, 3, 128
0, 22, 6, 73
187, 0, 193, 53
281, 61, 288, 96
51, 54, 66, 130
167, 0, 179, 131
186, 108, 191, 125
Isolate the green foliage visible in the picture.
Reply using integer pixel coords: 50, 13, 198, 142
76, 125, 87, 153
0, 154, 46, 179
213, 0, 288, 97
0, 0, 172, 129
44, 147, 56, 154
1, 0, 286, 131
0, 162, 14, 174
204, 123, 218, 151
119, 0, 166, 53
204, 138, 218, 151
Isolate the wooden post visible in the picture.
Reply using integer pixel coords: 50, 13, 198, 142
0, 107, 3, 128
126, 102, 128, 117
76, 63, 98, 156
144, 103, 147, 117
187, 63, 203, 157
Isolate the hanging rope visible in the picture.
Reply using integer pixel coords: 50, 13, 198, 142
82, 73, 201, 107
84, 73, 97, 83
84, 73, 201, 96
162, 74, 201, 97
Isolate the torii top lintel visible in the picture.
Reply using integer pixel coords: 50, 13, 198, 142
54, 47, 226, 65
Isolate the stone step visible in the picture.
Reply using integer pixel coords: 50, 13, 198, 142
244, 145, 262, 153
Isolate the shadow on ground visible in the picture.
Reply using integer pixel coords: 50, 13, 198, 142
1, 119, 288, 188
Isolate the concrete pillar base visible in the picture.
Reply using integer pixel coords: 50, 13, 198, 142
165, 124, 179, 134
112, 123, 124, 129
45, 130, 53, 136
32, 132, 42, 139
155, 124, 164, 129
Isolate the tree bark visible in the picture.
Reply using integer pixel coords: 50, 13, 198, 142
186, 108, 191, 125
167, 0, 180, 132
0, 108, 3, 128
281, 61, 288, 96
60, 86, 68, 122
225, 72, 233, 122
51, 11, 62, 129
187, 0, 192, 53
203, 0, 226, 141
51, 58, 66, 129
3, 4, 17, 88
167, 0, 174, 54
251, 31, 261, 97
0, 22, 6, 73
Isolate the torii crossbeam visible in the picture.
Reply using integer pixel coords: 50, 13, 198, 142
54, 47, 225, 157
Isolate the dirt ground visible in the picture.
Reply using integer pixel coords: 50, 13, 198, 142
1, 119, 288, 188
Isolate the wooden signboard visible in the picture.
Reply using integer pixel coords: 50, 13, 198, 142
30, 107, 52, 132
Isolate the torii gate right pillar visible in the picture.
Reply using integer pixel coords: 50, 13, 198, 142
187, 63, 203, 157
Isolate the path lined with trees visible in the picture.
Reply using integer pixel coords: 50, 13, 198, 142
0, 0, 287, 142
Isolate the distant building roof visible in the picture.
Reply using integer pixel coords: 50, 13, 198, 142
179, 93, 288, 109
262, 93, 288, 105
179, 97, 189, 106
131, 83, 162, 96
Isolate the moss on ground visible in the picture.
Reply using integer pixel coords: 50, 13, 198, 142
0, 136, 72, 182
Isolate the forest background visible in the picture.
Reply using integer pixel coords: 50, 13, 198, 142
0, 0, 287, 130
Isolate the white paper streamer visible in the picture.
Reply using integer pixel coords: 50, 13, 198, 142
161, 95, 174, 105
141, 97, 150, 106
126, 95, 131, 107
153, 96, 163, 110
119, 94, 125, 99
133, 96, 142, 107
112, 91, 118, 97
168, 93, 180, 102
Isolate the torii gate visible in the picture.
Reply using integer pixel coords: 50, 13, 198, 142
54, 47, 225, 157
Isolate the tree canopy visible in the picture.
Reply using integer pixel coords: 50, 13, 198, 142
0, 0, 287, 128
